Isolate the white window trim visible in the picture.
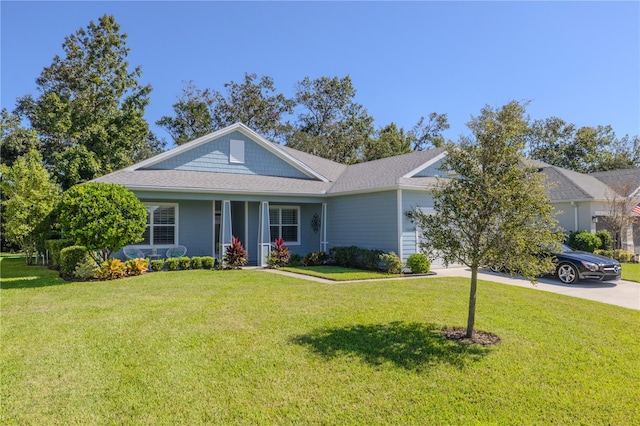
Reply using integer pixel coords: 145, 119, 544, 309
230, 139, 245, 164
269, 205, 301, 245
134, 202, 179, 248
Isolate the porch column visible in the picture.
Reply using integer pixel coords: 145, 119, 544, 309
221, 200, 233, 259
321, 203, 328, 252
257, 201, 271, 267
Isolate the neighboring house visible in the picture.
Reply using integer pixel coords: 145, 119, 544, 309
590, 168, 640, 254
94, 123, 639, 265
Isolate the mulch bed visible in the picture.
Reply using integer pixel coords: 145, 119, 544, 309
441, 327, 501, 345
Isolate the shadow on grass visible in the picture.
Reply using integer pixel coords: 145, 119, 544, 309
291, 321, 492, 371
0, 256, 67, 289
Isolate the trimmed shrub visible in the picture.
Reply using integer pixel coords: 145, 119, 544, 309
165, 257, 179, 271
201, 256, 215, 270
178, 256, 191, 270
329, 246, 359, 267
407, 253, 430, 274
150, 259, 165, 272
594, 249, 614, 259
125, 258, 148, 276
95, 259, 126, 280
379, 251, 403, 274
596, 229, 612, 250
60, 245, 89, 277
568, 231, 601, 253
45, 238, 75, 269
302, 251, 326, 266
223, 236, 248, 269
191, 256, 203, 269
57, 183, 147, 262
289, 253, 302, 266
73, 256, 98, 280
613, 249, 634, 263
328, 246, 384, 271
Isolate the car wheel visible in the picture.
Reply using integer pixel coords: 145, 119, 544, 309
489, 266, 503, 273
556, 263, 578, 284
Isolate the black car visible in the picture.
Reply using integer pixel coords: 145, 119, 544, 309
552, 244, 622, 284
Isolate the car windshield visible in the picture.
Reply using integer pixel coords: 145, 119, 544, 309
560, 244, 575, 253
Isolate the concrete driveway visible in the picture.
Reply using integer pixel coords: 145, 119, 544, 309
433, 267, 640, 310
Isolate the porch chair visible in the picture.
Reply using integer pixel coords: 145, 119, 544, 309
166, 245, 187, 258
123, 247, 146, 259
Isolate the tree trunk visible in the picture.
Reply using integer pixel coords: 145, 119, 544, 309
466, 265, 478, 338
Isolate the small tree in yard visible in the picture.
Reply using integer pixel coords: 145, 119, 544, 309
600, 181, 640, 251
58, 183, 147, 262
0, 150, 59, 264
411, 101, 565, 340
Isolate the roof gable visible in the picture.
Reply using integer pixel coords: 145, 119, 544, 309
126, 123, 329, 182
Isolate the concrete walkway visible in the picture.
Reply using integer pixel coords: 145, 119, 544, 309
262, 267, 640, 310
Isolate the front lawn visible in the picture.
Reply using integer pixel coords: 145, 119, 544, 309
280, 265, 400, 281
622, 262, 640, 282
1, 256, 639, 424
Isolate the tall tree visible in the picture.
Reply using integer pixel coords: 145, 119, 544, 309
363, 113, 450, 162
15, 14, 155, 189
0, 150, 60, 264
158, 74, 294, 145
528, 119, 638, 172
0, 109, 39, 167
411, 101, 564, 339
363, 123, 412, 161
286, 75, 374, 164
156, 81, 216, 145
211, 73, 295, 143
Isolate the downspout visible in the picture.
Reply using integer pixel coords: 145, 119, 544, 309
397, 190, 403, 260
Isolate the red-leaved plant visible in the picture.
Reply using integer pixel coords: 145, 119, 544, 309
223, 236, 248, 269
267, 237, 290, 268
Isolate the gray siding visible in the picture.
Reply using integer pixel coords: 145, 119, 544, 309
147, 130, 311, 179
413, 158, 448, 177
326, 191, 398, 253
401, 190, 434, 261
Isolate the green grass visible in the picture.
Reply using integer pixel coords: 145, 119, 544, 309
2, 256, 639, 424
280, 265, 401, 281
622, 262, 640, 282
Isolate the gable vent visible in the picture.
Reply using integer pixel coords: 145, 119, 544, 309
230, 139, 245, 164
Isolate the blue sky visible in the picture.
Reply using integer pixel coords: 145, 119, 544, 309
2, 1, 639, 147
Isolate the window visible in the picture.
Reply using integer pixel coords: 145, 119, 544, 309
269, 206, 299, 244
139, 204, 178, 246
230, 139, 245, 163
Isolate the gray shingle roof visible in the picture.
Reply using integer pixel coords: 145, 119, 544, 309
590, 169, 640, 196
327, 149, 446, 194
93, 123, 633, 201
93, 169, 333, 195
539, 165, 614, 201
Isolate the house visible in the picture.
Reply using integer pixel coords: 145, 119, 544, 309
94, 123, 639, 265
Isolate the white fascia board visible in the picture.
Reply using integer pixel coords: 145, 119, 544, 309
402, 151, 447, 178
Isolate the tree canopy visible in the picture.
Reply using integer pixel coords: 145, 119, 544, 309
0, 151, 60, 264
411, 101, 565, 339
15, 14, 160, 190
157, 74, 295, 145
527, 118, 639, 172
